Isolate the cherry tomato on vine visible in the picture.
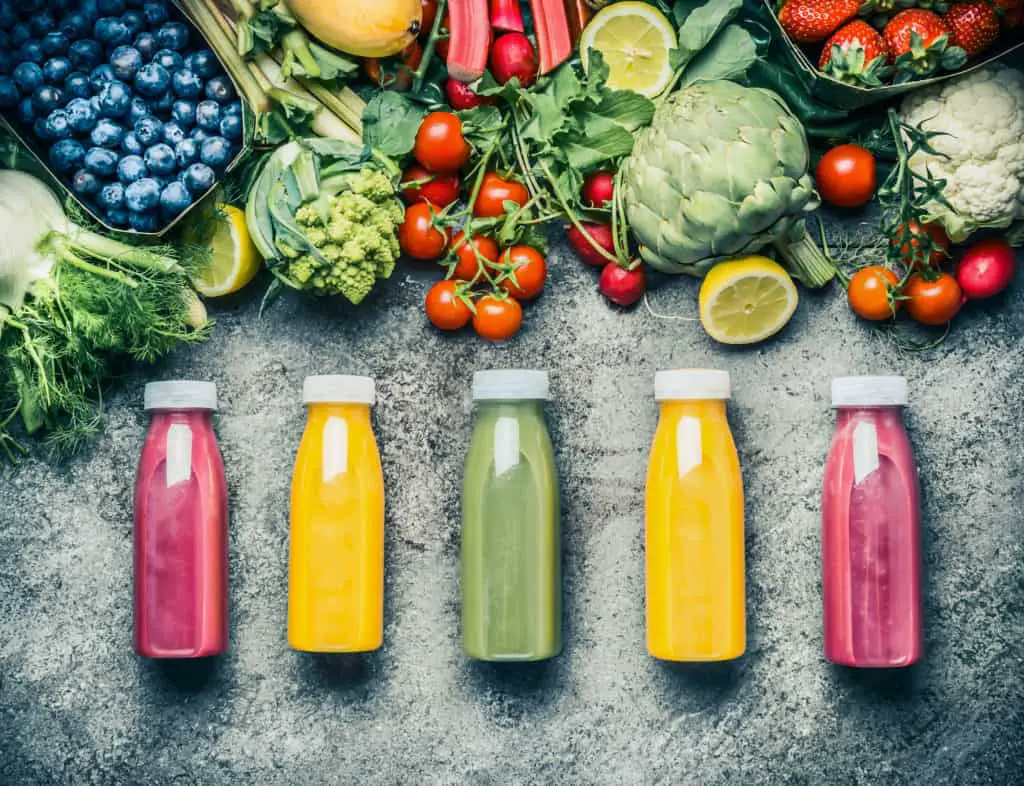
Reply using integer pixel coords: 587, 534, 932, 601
363, 42, 422, 91
451, 231, 499, 281
499, 246, 547, 300
891, 220, 949, 269
425, 280, 471, 330
401, 163, 460, 208
399, 203, 448, 260
472, 295, 523, 341
815, 144, 876, 209
904, 273, 963, 325
414, 112, 471, 174
847, 265, 900, 321
472, 172, 529, 218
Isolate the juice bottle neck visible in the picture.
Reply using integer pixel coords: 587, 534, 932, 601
836, 405, 905, 423
474, 400, 545, 418
658, 399, 727, 415
305, 402, 372, 423
147, 409, 214, 426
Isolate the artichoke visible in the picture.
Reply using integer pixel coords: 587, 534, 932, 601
621, 80, 835, 287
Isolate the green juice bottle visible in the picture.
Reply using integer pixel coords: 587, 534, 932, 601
461, 370, 561, 661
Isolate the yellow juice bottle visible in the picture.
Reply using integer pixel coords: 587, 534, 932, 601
289, 375, 384, 652
646, 370, 745, 661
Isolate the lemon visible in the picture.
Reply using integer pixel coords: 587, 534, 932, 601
191, 204, 261, 298
579, 2, 676, 98
699, 257, 799, 345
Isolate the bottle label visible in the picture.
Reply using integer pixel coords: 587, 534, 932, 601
852, 421, 880, 484
493, 416, 521, 477
676, 416, 703, 478
165, 423, 193, 487
322, 416, 349, 482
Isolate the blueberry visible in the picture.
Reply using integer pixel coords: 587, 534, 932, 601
156, 21, 188, 52
84, 146, 118, 176
174, 138, 198, 168
171, 99, 195, 127
49, 138, 86, 173
117, 154, 147, 183
189, 127, 210, 143
132, 32, 157, 60
80, 0, 100, 21
97, 80, 131, 117
144, 142, 175, 175
90, 118, 124, 148
69, 39, 103, 70
90, 95, 102, 115
0, 4, 15, 29
42, 57, 72, 85
222, 100, 242, 117
89, 64, 117, 93
182, 49, 218, 80
121, 130, 143, 155
98, 0, 126, 14
127, 96, 149, 124
149, 91, 173, 112
71, 168, 102, 197
161, 120, 186, 146
16, 42, 45, 65
29, 12, 55, 38
182, 162, 215, 194
124, 176, 160, 211
219, 113, 242, 142
32, 85, 63, 114
42, 109, 72, 139
150, 49, 182, 72
106, 207, 130, 227
59, 12, 91, 39
158, 180, 191, 218
120, 9, 144, 36
194, 99, 220, 132
66, 97, 98, 132
128, 210, 160, 232
133, 62, 168, 97
109, 45, 142, 81
41, 32, 70, 58
142, 2, 168, 27
33, 117, 50, 140
171, 69, 202, 100
134, 115, 162, 145
64, 72, 91, 99
9, 23, 30, 48
204, 75, 235, 104
94, 17, 131, 48
98, 181, 125, 211
0, 50, 11, 76
0, 76, 17, 108
16, 97, 35, 125
13, 62, 43, 94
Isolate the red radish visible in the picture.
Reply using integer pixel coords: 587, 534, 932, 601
490, 0, 525, 31
582, 171, 615, 208
490, 32, 538, 86
956, 238, 1017, 300
444, 78, 493, 110
599, 263, 646, 306
401, 163, 461, 207
567, 223, 616, 267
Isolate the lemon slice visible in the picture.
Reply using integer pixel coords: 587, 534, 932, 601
579, 2, 676, 98
699, 257, 799, 345
191, 204, 261, 298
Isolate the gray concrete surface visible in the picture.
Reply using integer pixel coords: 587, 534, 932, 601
1, 224, 1023, 786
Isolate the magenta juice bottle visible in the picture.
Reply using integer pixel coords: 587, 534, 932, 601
134, 381, 228, 658
822, 377, 922, 668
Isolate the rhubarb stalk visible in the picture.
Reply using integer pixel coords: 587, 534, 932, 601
490, 0, 525, 32
563, 0, 590, 42
530, 0, 572, 74
448, 0, 491, 82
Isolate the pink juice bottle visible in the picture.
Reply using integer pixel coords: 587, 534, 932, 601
134, 381, 228, 659
822, 377, 922, 668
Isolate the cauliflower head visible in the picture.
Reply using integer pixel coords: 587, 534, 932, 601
289, 166, 403, 304
900, 64, 1024, 242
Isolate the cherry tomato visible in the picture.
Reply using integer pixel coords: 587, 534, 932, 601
847, 265, 900, 321
815, 144, 877, 209
363, 42, 423, 91
445, 78, 493, 110
904, 273, 963, 325
472, 172, 529, 218
472, 295, 523, 341
500, 246, 547, 300
414, 111, 471, 174
451, 232, 499, 281
419, 0, 438, 34
891, 220, 950, 269
582, 171, 615, 208
401, 163, 460, 207
425, 280, 471, 330
399, 203, 448, 260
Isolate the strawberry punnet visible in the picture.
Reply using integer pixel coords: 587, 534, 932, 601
883, 8, 967, 77
778, 0, 861, 44
944, 2, 1001, 58
819, 20, 892, 86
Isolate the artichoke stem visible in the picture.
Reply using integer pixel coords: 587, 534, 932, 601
775, 233, 837, 289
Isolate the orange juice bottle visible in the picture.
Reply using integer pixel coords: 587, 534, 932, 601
645, 370, 745, 661
289, 375, 384, 652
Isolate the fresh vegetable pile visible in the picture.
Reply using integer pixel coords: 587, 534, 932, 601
0, 0, 244, 233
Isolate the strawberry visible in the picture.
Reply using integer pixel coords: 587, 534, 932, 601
819, 20, 893, 86
944, 2, 1001, 57
994, 0, 1024, 29
778, 0, 861, 44
883, 8, 968, 77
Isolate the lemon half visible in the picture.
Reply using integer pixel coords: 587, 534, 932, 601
192, 204, 261, 298
699, 257, 799, 345
579, 2, 676, 98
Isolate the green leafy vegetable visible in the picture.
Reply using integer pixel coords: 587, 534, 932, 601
361, 92, 429, 158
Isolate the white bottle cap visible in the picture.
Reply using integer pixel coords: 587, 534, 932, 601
144, 381, 217, 411
832, 376, 908, 407
655, 369, 731, 401
303, 375, 376, 405
472, 370, 549, 401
